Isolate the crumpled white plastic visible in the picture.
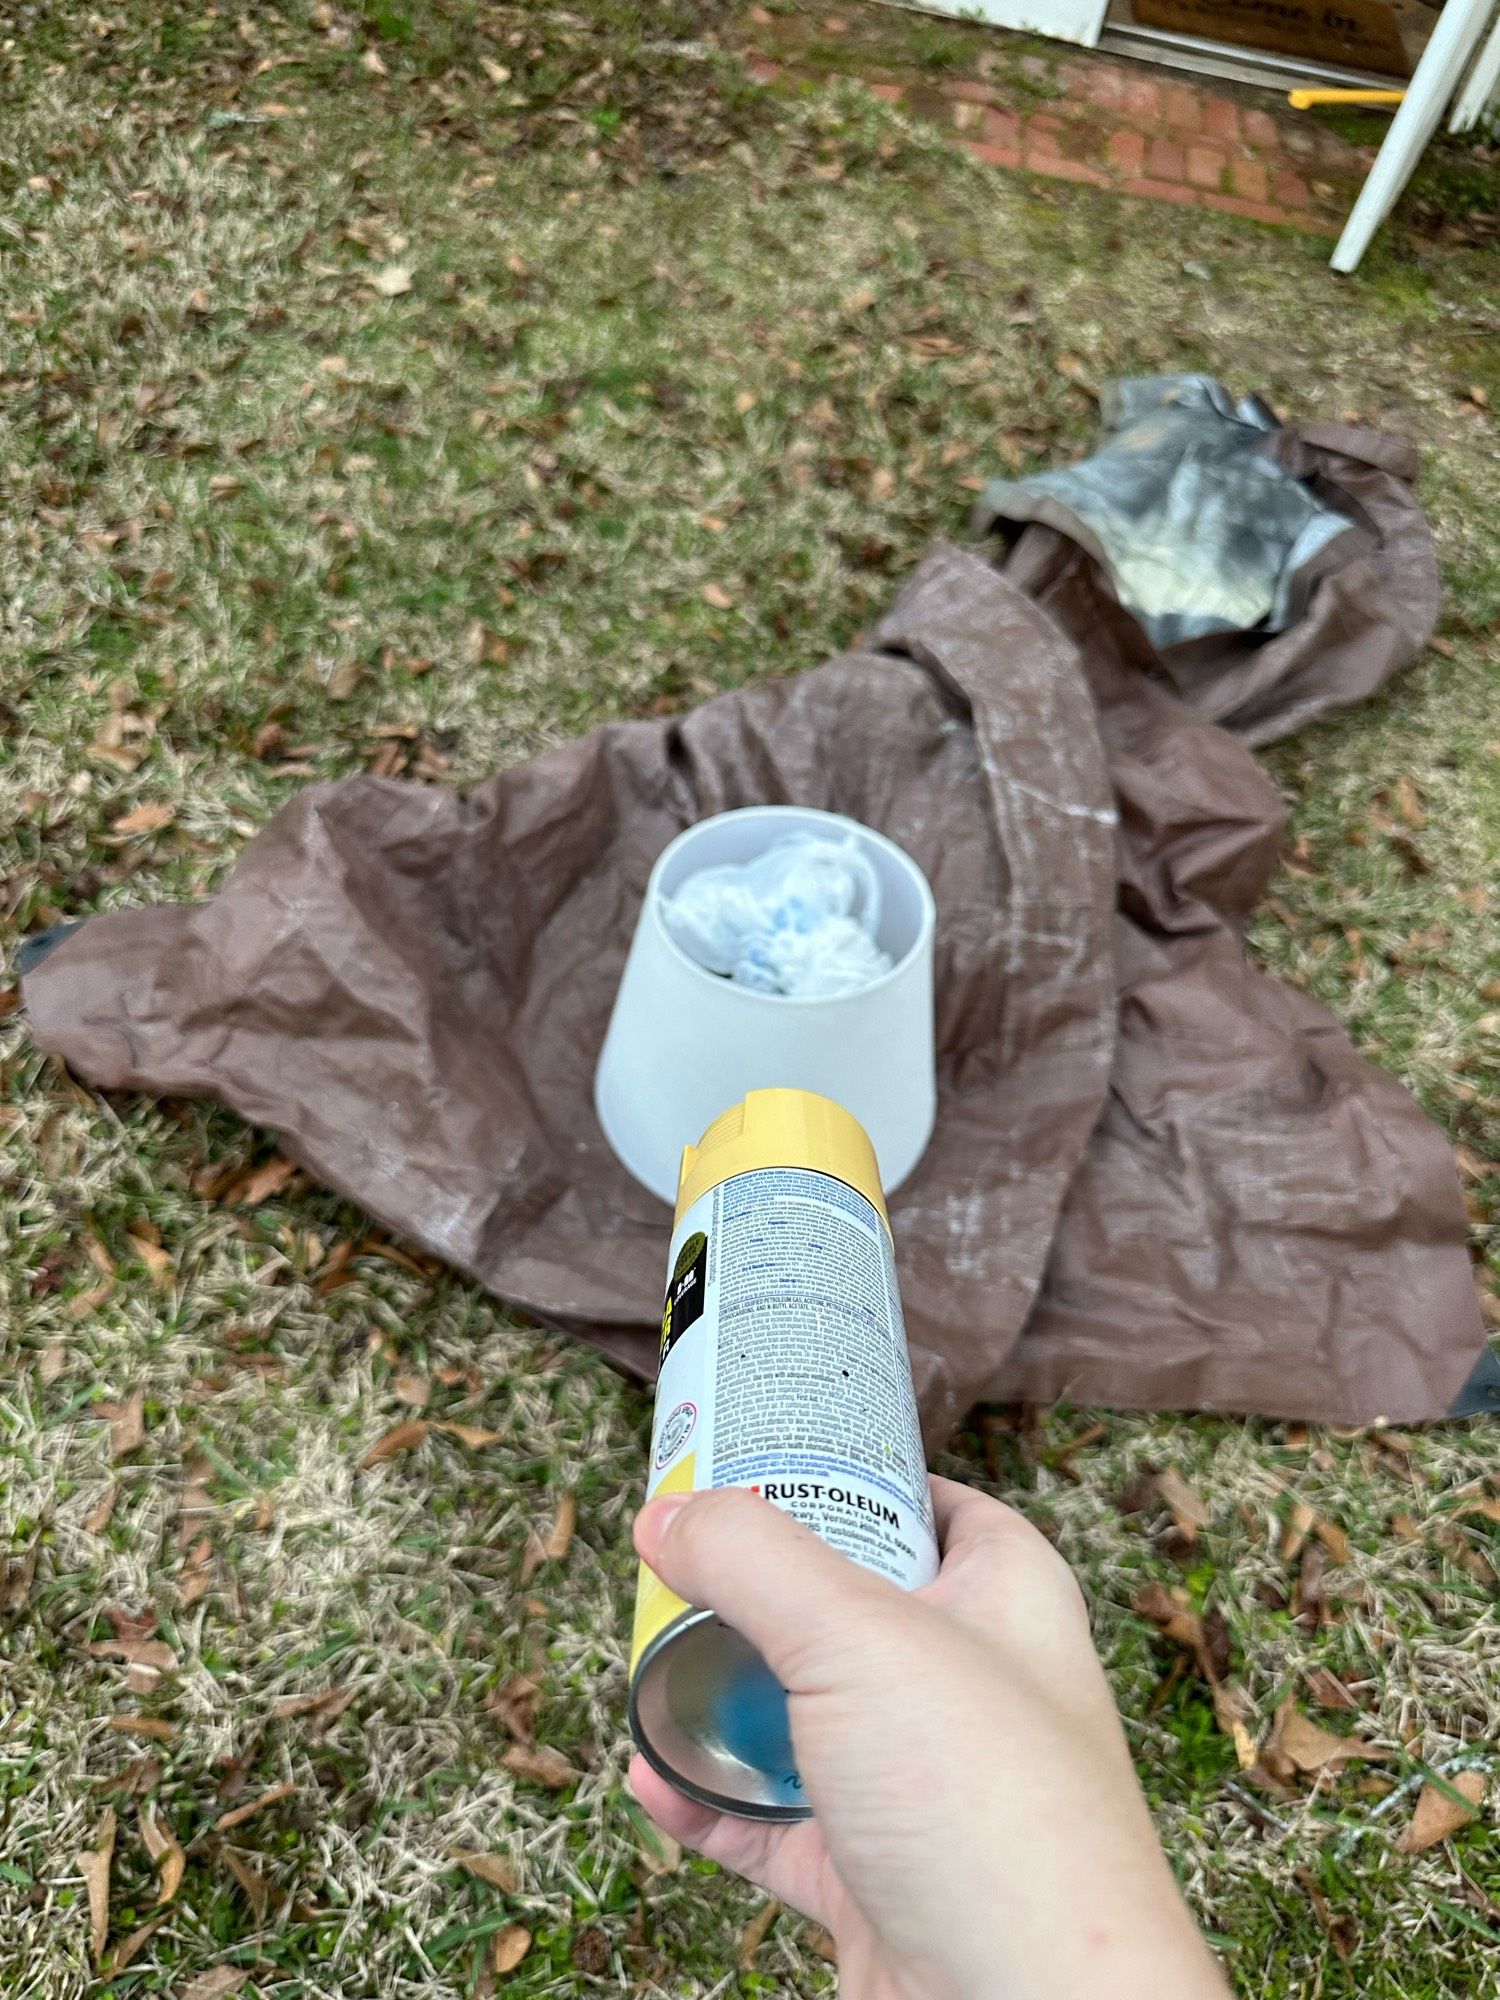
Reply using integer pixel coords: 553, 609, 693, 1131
660, 834, 893, 998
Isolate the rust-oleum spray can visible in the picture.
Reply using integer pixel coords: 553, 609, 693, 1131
628, 1087, 938, 1821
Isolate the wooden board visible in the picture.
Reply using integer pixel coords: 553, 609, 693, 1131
1133, 0, 1412, 76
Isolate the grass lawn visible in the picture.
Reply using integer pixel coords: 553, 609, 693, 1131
2, 4, 1497, 1996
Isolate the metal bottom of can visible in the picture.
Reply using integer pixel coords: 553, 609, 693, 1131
629, 1608, 812, 1822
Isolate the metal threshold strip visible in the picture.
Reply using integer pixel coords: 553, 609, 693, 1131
1097, 22, 1397, 92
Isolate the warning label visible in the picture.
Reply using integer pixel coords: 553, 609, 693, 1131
641, 1166, 937, 1597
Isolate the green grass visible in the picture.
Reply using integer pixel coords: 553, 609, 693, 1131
2, 3, 1498, 1997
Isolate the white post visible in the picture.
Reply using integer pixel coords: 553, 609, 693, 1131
1450, 11, 1500, 131
1330, 0, 1496, 274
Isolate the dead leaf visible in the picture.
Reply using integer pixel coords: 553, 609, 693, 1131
220, 1846, 272, 1921
361, 47, 388, 75
635, 1817, 682, 1877
108, 1913, 167, 1972
2, 1534, 41, 1614
1455, 1497, 1500, 1526
178, 1536, 214, 1608
447, 1847, 520, 1893
1295, 1865, 1357, 1961
1393, 775, 1425, 828
84, 1486, 119, 1533
109, 1715, 176, 1742
502, 1742, 575, 1790
739, 1898, 781, 1968
1306, 1668, 1360, 1712
214, 1780, 296, 1832
88, 1637, 178, 1675
1398, 1770, 1487, 1852
114, 1754, 164, 1797
433, 1421, 502, 1449
541, 1493, 577, 1563
207, 473, 244, 501
1210, 1681, 1260, 1771
1133, 1583, 1207, 1659
392, 1373, 429, 1409
479, 56, 511, 84
1431, 1520, 1500, 1588
103, 1390, 146, 1461
127, 1235, 174, 1286
1154, 1467, 1209, 1544
110, 801, 174, 837
1280, 1497, 1349, 1564
804, 1924, 838, 1963
491, 1926, 531, 1974
178, 1971, 247, 2000
140, 1806, 185, 1904
324, 658, 363, 701
271, 1685, 354, 1726
232, 1155, 297, 1206
370, 263, 412, 298
1295, 1538, 1328, 1632
1313, 1514, 1352, 1564
1054, 352, 1096, 394
356, 1418, 429, 1469
486, 1671, 540, 1743
701, 581, 736, 610
1267, 1700, 1391, 1775
1390, 1510, 1422, 1542
77, 1809, 116, 1963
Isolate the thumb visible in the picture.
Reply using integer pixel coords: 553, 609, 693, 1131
635, 1487, 900, 1688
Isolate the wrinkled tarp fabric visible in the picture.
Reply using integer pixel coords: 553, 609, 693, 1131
974, 375, 1358, 649
23, 421, 1480, 1443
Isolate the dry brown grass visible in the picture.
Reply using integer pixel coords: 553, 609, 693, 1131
2, 4, 1497, 1996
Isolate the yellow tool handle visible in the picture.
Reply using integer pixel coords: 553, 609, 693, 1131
1288, 88, 1406, 109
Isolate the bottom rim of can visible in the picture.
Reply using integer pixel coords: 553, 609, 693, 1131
629, 1608, 813, 1824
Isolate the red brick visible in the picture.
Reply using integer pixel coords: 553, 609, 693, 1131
1229, 156, 1269, 201
1204, 192, 1337, 235
951, 99, 986, 134
1186, 143, 1226, 190
1107, 127, 1146, 176
1201, 98, 1239, 145
1242, 107, 1280, 149
985, 106, 1022, 151
1058, 59, 1105, 99
1121, 176, 1198, 208
1273, 167, 1311, 210
1027, 112, 1065, 149
1118, 74, 1162, 123
1040, 155, 1110, 188
1207, 193, 1290, 225
868, 80, 903, 104
1148, 136, 1186, 181
1161, 83, 1202, 132
945, 77, 994, 105
967, 138, 1023, 172
1080, 62, 1128, 109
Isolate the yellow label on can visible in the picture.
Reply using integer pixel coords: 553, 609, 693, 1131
628, 1450, 696, 1675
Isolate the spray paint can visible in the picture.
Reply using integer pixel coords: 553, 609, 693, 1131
628, 1087, 938, 1821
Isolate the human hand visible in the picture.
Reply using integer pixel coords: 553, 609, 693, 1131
629, 1479, 1231, 2000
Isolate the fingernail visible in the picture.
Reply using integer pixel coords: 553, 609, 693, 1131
636, 1492, 691, 1561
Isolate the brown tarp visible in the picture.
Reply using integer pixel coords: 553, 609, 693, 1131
22, 423, 1483, 1441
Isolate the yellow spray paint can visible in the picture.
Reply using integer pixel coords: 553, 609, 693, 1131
628, 1088, 938, 1820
